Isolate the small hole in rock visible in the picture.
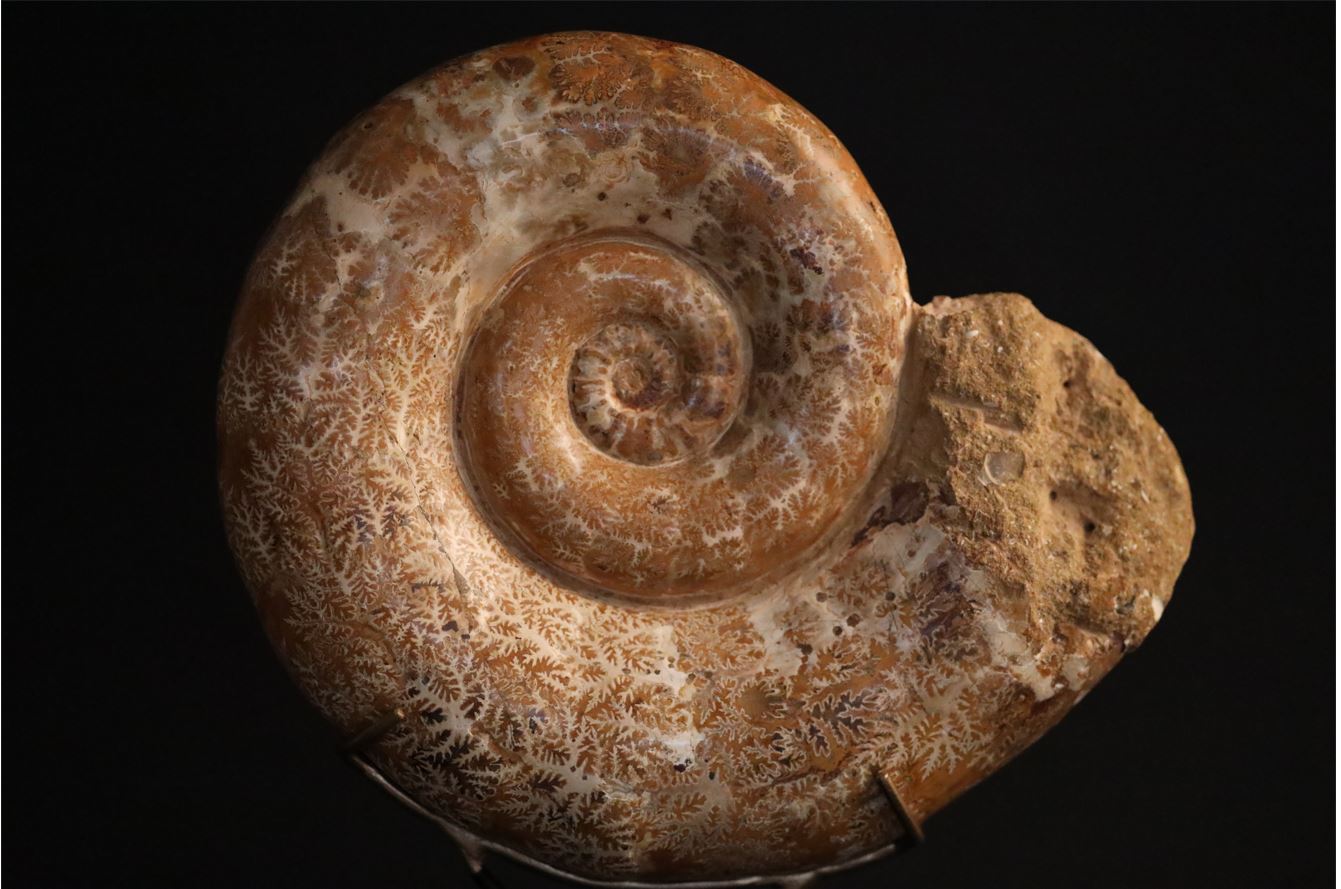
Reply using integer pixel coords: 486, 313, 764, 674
1063, 379, 1073, 389
1049, 490, 1058, 501
1083, 520, 1096, 534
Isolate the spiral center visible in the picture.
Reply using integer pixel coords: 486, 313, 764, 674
611, 359, 659, 406
570, 318, 733, 466
584, 322, 680, 410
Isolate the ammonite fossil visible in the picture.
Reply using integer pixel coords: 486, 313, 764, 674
219, 32, 1194, 886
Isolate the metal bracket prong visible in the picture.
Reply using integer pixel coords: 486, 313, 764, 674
876, 768, 925, 847
339, 709, 914, 886
341, 706, 408, 754
337, 707, 509, 886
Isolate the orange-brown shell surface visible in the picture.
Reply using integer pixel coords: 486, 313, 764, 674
218, 32, 1193, 886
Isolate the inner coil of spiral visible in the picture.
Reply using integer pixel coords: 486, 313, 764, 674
455, 220, 904, 604
432, 45, 912, 605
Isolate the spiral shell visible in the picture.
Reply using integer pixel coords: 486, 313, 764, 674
219, 32, 1193, 885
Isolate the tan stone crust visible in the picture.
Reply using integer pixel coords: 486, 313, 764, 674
218, 31, 1193, 885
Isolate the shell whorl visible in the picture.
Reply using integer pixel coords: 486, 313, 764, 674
458, 223, 903, 601
416, 33, 914, 603
219, 31, 1193, 887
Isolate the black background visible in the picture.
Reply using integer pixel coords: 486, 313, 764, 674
5, 5, 1334, 888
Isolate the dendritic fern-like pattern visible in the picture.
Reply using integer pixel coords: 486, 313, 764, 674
219, 32, 1194, 885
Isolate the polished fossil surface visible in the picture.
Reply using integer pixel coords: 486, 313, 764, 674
218, 31, 1193, 885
